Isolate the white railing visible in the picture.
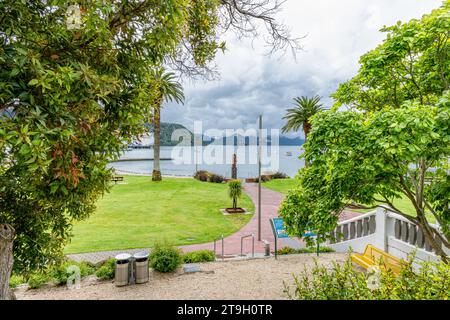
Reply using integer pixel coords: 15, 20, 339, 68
327, 207, 449, 264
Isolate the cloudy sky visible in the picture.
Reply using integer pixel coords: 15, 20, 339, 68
164, 0, 442, 138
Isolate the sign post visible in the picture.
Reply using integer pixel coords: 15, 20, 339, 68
270, 218, 289, 260
271, 218, 321, 258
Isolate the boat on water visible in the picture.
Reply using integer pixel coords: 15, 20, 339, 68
285, 151, 292, 156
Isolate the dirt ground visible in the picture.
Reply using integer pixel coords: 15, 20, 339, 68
15, 253, 348, 300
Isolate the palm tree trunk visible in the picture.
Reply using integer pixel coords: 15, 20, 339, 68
152, 103, 162, 182
303, 121, 312, 167
0, 224, 15, 300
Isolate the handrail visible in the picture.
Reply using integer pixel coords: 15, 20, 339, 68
213, 235, 225, 261
386, 210, 440, 230
337, 210, 377, 225
240, 234, 255, 258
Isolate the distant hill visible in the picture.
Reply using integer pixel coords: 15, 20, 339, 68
146, 122, 194, 146
145, 122, 305, 146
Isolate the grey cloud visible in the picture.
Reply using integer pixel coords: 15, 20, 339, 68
163, 0, 442, 138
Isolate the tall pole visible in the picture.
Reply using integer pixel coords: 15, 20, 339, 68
258, 115, 262, 241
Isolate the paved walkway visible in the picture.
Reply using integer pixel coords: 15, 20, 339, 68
67, 183, 361, 264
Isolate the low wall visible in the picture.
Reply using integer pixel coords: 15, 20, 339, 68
327, 207, 448, 264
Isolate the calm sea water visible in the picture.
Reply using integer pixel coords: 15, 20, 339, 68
108, 145, 305, 178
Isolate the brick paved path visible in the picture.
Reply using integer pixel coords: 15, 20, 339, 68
67, 183, 361, 264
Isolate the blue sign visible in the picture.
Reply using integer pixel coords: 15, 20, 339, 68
272, 218, 289, 239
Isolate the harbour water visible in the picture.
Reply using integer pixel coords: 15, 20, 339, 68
108, 145, 305, 178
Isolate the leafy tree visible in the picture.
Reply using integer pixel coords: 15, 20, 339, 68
147, 68, 184, 181
280, 94, 450, 262
280, 0, 450, 264
332, 1, 449, 111
0, 0, 300, 299
282, 95, 324, 140
228, 180, 242, 209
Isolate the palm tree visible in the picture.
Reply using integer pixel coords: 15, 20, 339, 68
281, 95, 324, 140
148, 68, 184, 181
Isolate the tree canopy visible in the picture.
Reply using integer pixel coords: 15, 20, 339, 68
332, 1, 449, 111
0, 0, 300, 296
280, 1, 450, 262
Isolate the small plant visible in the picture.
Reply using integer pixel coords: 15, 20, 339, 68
228, 179, 242, 210
95, 259, 116, 280
149, 242, 183, 273
272, 172, 288, 179
9, 274, 25, 289
27, 272, 51, 289
209, 173, 224, 183
51, 260, 95, 285
194, 170, 209, 182
254, 175, 271, 183
183, 250, 216, 263
285, 255, 450, 300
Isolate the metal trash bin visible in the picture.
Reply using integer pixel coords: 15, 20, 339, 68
115, 253, 132, 287
263, 240, 270, 257
133, 251, 149, 284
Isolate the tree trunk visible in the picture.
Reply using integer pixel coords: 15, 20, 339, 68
0, 224, 15, 300
152, 103, 162, 182
303, 121, 312, 167
418, 219, 448, 264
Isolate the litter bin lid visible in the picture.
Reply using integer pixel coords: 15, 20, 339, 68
115, 253, 132, 261
133, 251, 149, 259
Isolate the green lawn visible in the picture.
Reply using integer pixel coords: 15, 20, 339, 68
263, 178, 436, 223
65, 176, 254, 254
263, 178, 298, 194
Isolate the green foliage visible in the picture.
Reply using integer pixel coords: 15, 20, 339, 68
183, 250, 216, 263
332, 1, 449, 111
0, 0, 227, 276
95, 259, 116, 280
276, 246, 334, 255
149, 242, 183, 273
271, 172, 289, 179
285, 256, 450, 300
280, 94, 450, 255
8, 274, 25, 289
282, 96, 324, 137
51, 260, 95, 285
209, 174, 225, 183
27, 273, 51, 290
194, 170, 210, 182
228, 179, 242, 209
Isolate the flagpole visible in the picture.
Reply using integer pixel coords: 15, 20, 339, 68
258, 115, 262, 241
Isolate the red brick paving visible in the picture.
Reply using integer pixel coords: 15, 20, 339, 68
180, 183, 285, 255
180, 183, 363, 256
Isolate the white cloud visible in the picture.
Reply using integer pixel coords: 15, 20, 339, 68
164, 0, 442, 137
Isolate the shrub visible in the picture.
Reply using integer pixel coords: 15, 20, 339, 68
51, 260, 95, 285
255, 175, 271, 183
9, 274, 25, 289
285, 255, 450, 300
27, 273, 51, 289
183, 250, 216, 263
272, 172, 288, 179
209, 174, 224, 183
149, 242, 183, 273
95, 259, 116, 280
194, 170, 209, 182
228, 179, 242, 209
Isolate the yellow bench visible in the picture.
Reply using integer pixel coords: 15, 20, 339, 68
351, 245, 404, 275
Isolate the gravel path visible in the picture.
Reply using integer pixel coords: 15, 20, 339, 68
15, 253, 348, 300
